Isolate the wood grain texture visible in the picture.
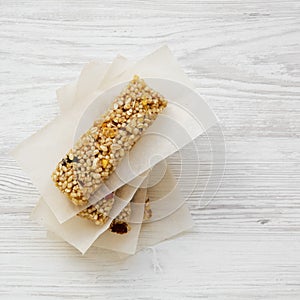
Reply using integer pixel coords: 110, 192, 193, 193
1, 0, 300, 299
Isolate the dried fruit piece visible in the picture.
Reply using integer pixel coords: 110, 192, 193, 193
109, 202, 131, 234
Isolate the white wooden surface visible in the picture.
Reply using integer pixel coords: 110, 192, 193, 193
1, 1, 300, 299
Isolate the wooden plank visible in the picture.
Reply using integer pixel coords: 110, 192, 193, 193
1, 0, 299, 298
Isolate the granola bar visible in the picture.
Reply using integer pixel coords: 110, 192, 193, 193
51, 76, 168, 206
77, 193, 114, 226
143, 197, 152, 221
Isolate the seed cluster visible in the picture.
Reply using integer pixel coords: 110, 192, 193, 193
109, 202, 131, 234
77, 193, 115, 225
51, 75, 168, 206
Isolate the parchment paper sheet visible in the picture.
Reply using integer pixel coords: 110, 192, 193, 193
40, 49, 196, 253
13, 46, 217, 224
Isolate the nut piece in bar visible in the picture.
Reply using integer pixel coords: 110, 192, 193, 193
77, 193, 114, 226
109, 202, 131, 234
51, 75, 168, 206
